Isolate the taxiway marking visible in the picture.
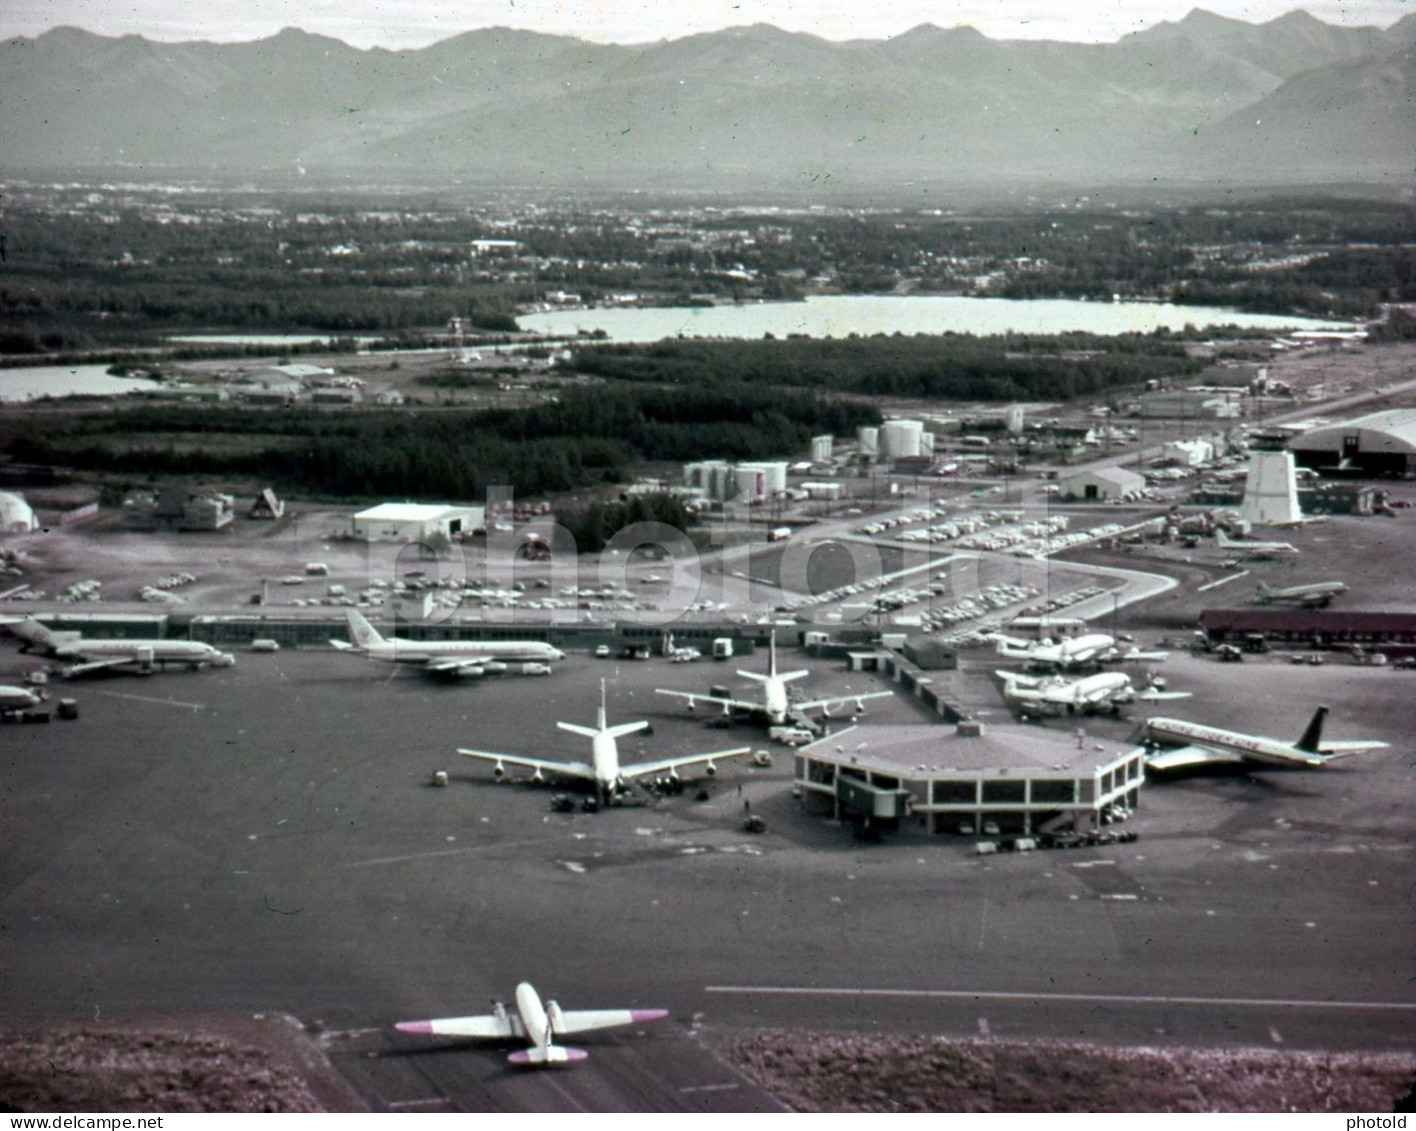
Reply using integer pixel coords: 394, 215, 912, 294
93, 690, 205, 710
387, 1097, 451, 1109
705, 986, 1416, 1012
680, 1083, 741, 1095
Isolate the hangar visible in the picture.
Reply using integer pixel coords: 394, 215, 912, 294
795, 721, 1143, 837
1288, 408, 1416, 478
350, 502, 484, 543
1057, 466, 1146, 502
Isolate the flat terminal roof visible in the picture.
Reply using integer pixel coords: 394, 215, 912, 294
354, 503, 474, 521
803, 723, 1138, 777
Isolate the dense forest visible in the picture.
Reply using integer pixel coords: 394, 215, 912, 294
565, 333, 1205, 401
2, 188, 1412, 354
1, 383, 876, 500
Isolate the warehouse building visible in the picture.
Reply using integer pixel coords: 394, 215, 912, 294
1199, 609, 1416, 654
350, 502, 484, 543
795, 721, 1144, 837
1057, 466, 1146, 502
1287, 409, 1416, 479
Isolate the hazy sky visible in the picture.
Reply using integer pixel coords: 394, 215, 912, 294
4, 0, 1410, 48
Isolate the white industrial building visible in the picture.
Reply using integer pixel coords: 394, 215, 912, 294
795, 721, 1144, 836
350, 502, 484, 542
801, 481, 847, 501
1162, 438, 1214, 467
810, 435, 834, 462
1057, 466, 1146, 502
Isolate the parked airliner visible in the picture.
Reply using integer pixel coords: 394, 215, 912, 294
1143, 706, 1388, 771
4, 616, 235, 677
656, 632, 891, 726
1254, 580, 1347, 608
996, 669, 1190, 716
460, 681, 747, 802
332, 609, 564, 677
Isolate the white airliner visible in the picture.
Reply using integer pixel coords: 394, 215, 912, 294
0, 684, 45, 716
1143, 706, 1388, 771
994, 633, 1169, 670
5, 616, 235, 677
1216, 529, 1299, 557
656, 633, 891, 726
1254, 580, 1347, 608
331, 609, 564, 678
395, 981, 668, 1066
460, 681, 748, 802
996, 669, 1190, 716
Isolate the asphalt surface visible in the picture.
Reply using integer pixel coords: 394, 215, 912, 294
1, 626, 1412, 1111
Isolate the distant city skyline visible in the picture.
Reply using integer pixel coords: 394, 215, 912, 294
3, 0, 1410, 50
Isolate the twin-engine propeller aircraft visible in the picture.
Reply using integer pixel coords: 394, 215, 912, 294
4, 616, 235, 677
460, 681, 748, 803
331, 609, 564, 678
1254, 580, 1348, 608
993, 632, 1169, 671
395, 981, 668, 1066
996, 669, 1190, 716
656, 633, 891, 726
1143, 706, 1388, 772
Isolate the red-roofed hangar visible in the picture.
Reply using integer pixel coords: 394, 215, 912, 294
796, 721, 1145, 837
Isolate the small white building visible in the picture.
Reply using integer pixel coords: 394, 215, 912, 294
351, 502, 484, 543
1162, 439, 1214, 467
0, 491, 38, 534
1058, 466, 1146, 502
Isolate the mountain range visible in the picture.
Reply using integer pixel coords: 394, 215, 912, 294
3, 8, 1413, 194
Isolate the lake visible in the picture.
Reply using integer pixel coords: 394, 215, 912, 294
516, 294, 1354, 343
0, 365, 161, 404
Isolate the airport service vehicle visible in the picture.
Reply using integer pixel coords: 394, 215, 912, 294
995, 669, 1190, 716
5, 617, 235, 677
460, 681, 748, 804
768, 725, 815, 746
656, 633, 891, 726
395, 981, 667, 1066
331, 610, 563, 678
1254, 580, 1347, 608
0, 684, 45, 718
1143, 706, 1388, 772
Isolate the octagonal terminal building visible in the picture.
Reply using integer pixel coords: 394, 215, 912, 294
795, 720, 1144, 837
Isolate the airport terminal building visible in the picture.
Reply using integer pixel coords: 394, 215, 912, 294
795, 721, 1144, 837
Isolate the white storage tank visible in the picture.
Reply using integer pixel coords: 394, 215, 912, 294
810, 435, 834, 462
857, 426, 879, 457
880, 419, 924, 458
1006, 405, 1026, 434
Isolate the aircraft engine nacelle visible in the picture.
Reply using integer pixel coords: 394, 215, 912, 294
493, 760, 506, 778
685, 697, 697, 713
853, 699, 866, 715
704, 761, 717, 777
667, 768, 681, 782
531, 769, 545, 784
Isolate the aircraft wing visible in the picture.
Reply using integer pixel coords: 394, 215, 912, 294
1145, 745, 1249, 771
1317, 740, 1389, 756
795, 690, 894, 714
655, 689, 757, 713
62, 658, 137, 677
621, 746, 750, 780
458, 749, 597, 782
1131, 688, 1193, 702
426, 657, 489, 677
395, 1012, 526, 1039
551, 1007, 669, 1036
